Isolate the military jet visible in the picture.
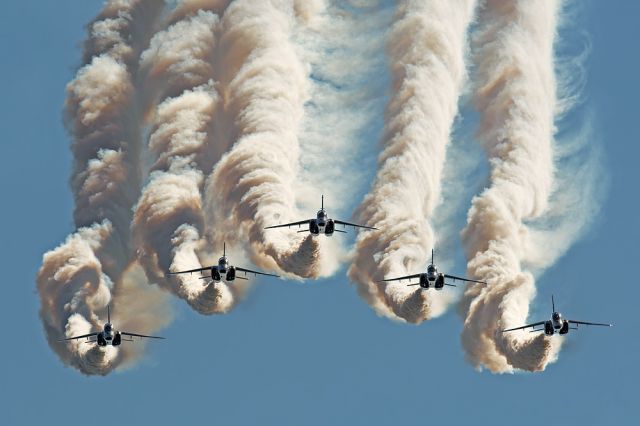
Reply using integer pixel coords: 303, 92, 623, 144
502, 295, 612, 336
264, 195, 377, 237
168, 243, 279, 283
60, 305, 165, 346
382, 249, 486, 290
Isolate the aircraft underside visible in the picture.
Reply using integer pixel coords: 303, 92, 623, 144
310, 219, 335, 236
543, 320, 570, 335
419, 274, 446, 290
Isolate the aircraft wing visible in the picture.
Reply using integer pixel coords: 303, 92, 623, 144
264, 220, 310, 229
121, 331, 166, 339
567, 320, 612, 327
502, 321, 546, 333
59, 332, 98, 341
443, 274, 487, 284
167, 265, 214, 275
235, 266, 280, 278
383, 273, 422, 283
333, 219, 377, 230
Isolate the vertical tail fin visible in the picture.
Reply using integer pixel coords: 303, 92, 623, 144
223, 242, 226, 257
107, 305, 111, 324
552, 295, 555, 313
321, 194, 324, 210
431, 249, 434, 265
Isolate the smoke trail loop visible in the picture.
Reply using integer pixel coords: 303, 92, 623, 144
348, 0, 477, 322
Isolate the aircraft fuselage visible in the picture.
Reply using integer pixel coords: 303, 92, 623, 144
418, 264, 446, 289
543, 312, 570, 335
206, 256, 236, 282
95, 323, 123, 346
310, 209, 335, 236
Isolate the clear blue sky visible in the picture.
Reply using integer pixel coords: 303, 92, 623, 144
0, 1, 637, 425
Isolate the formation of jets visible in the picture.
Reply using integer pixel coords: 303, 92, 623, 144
59, 195, 611, 355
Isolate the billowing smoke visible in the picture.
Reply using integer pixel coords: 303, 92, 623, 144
292, 1, 393, 275
37, 0, 169, 375
347, 0, 477, 323
38, 0, 601, 376
203, 0, 328, 279
132, 3, 239, 314
458, 0, 564, 372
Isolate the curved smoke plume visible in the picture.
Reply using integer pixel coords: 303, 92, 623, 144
37, 0, 167, 375
458, 0, 564, 372
347, 0, 477, 322
132, 3, 239, 314
292, 1, 393, 276
203, 0, 326, 279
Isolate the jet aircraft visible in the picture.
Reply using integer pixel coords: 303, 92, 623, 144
502, 295, 612, 335
382, 249, 486, 290
60, 305, 165, 346
168, 243, 279, 283
264, 195, 377, 237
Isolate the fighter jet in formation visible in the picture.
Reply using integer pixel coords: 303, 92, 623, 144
168, 243, 279, 283
502, 295, 612, 335
264, 195, 377, 237
383, 249, 486, 290
60, 305, 165, 346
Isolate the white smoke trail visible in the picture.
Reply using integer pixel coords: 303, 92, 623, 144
347, 0, 477, 322
290, 1, 393, 274
522, 2, 606, 274
203, 0, 327, 279
37, 0, 168, 375
458, 0, 565, 373
132, 3, 240, 314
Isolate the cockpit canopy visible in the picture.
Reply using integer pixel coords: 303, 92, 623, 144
218, 256, 228, 266
317, 209, 327, 220
104, 323, 113, 332
552, 312, 561, 321
427, 265, 436, 273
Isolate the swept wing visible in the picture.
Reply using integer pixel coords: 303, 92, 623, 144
333, 219, 377, 230
444, 274, 486, 284
235, 266, 280, 278
121, 331, 166, 339
502, 321, 546, 333
59, 332, 98, 341
567, 319, 612, 327
264, 220, 310, 229
168, 265, 215, 275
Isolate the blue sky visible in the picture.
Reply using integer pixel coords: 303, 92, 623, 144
0, 1, 638, 425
